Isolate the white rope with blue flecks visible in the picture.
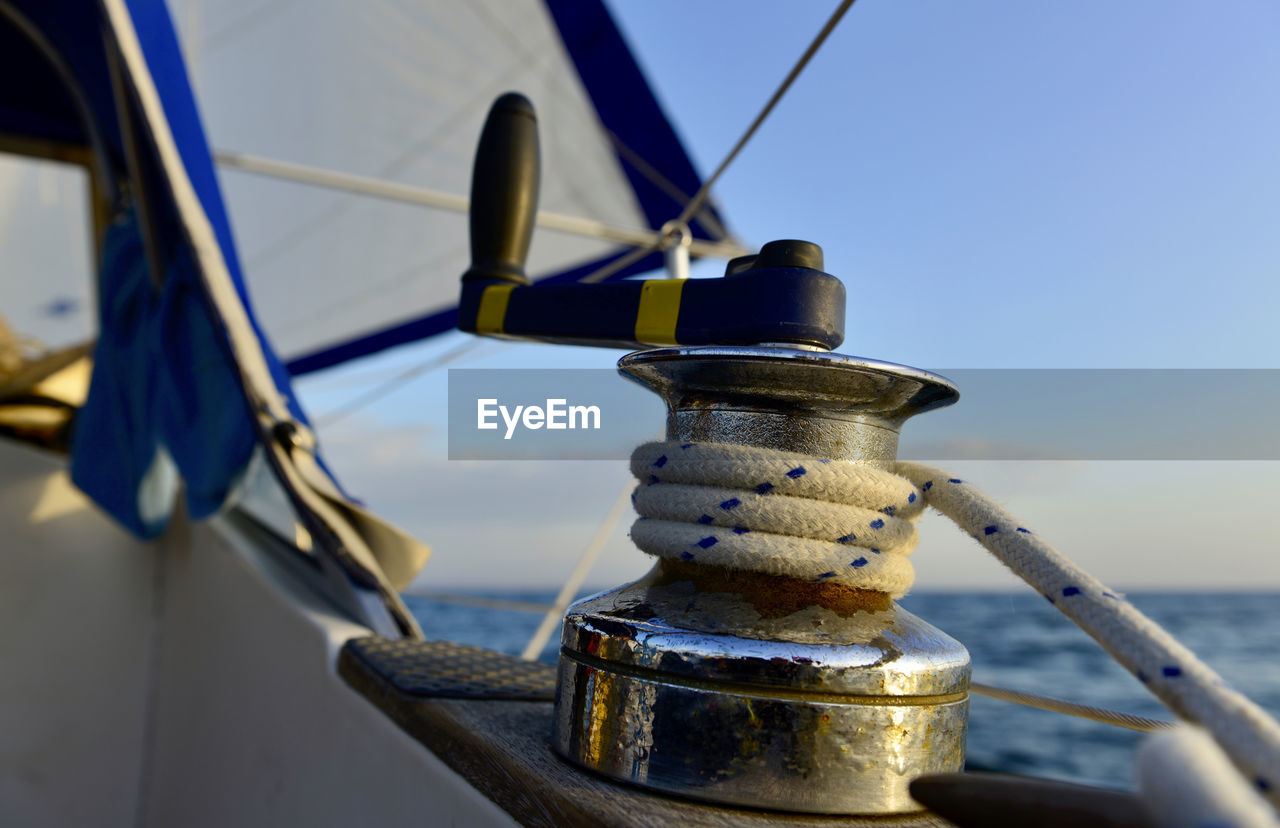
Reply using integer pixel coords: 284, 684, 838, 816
630, 440, 1280, 809
631, 441, 923, 595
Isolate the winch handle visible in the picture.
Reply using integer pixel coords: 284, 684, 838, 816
461, 92, 539, 287
456, 94, 845, 351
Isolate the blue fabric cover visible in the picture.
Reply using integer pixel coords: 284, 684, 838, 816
6, 0, 712, 535
0, 0, 310, 537
72, 207, 257, 536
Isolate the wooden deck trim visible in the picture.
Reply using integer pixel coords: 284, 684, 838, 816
338, 639, 955, 828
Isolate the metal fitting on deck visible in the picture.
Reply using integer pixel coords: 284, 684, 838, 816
552, 246, 971, 815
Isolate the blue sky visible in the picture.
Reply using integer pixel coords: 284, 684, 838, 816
610, 0, 1280, 370
292, 1, 1280, 591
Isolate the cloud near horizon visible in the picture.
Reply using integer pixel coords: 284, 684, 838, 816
313, 417, 1280, 592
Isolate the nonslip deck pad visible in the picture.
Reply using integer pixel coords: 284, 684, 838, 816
342, 636, 556, 701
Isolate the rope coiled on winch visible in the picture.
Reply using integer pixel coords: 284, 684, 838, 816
629, 439, 1280, 808
630, 441, 922, 596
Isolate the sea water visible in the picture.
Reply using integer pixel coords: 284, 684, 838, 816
404, 590, 1280, 791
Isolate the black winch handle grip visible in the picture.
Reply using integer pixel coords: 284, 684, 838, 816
461, 92, 539, 286
457, 95, 845, 351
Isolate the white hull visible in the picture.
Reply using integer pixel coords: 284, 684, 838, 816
0, 438, 514, 827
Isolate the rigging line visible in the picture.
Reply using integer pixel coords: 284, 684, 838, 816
606, 129, 730, 242
521, 480, 636, 661
577, 0, 856, 284
214, 152, 749, 260
232, 51, 530, 273
607, 130, 694, 209
575, 238, 662, 285
676, 0, 857, 229
970, 681, 1175, 733
313, 338, 486, 427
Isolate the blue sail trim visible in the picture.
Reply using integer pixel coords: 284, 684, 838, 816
286, 309, 459, 378
121, 0, 308, 428
72, 206, 258, 536
545, 0, 727, 242
283, 249, 665, 376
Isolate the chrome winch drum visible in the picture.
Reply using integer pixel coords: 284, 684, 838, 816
552, 346, 971, 815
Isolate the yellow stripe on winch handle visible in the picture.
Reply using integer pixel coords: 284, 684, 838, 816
634, 279, 684, 345
474, 284, 516, 335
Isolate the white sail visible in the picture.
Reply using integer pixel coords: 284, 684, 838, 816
171, 0, 724, 371
0, 155, 94, 353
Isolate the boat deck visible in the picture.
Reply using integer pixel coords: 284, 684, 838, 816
340, 637, 955, 828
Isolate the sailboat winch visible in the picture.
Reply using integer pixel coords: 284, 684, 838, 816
456, 91, 970, 815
